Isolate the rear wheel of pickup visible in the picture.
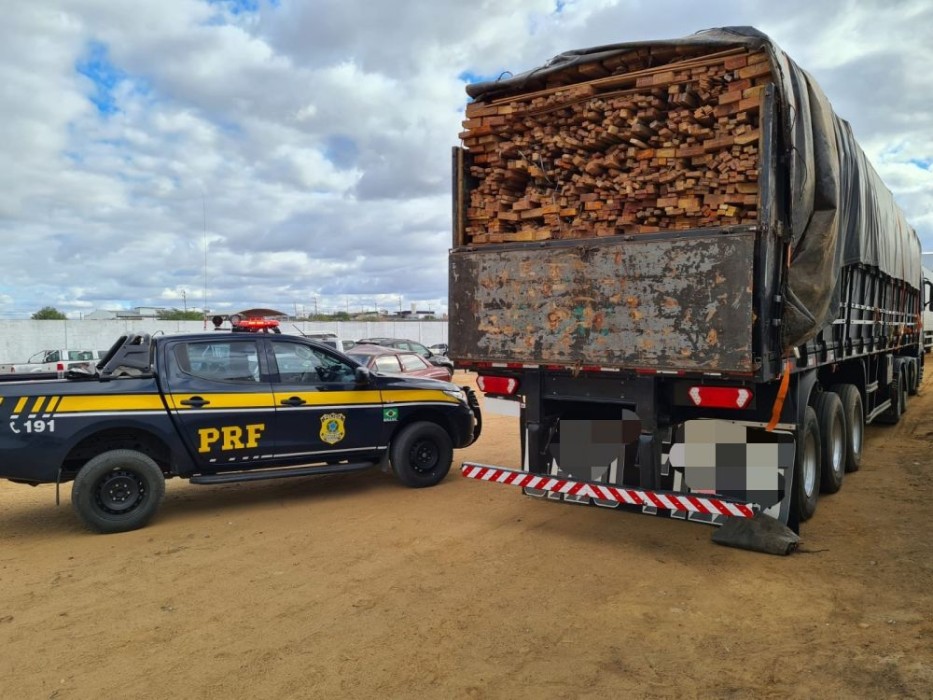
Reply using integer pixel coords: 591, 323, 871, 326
71, 450, 165, 533
793, 406, 820, 523
390, 421, 453, 488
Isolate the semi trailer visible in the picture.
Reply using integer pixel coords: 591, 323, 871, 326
449, 26, 925, 535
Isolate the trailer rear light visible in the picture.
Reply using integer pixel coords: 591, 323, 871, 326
477, 375, 519, 395
688, 386, 753, 409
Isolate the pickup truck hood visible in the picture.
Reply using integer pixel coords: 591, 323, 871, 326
371, 374, 460, 393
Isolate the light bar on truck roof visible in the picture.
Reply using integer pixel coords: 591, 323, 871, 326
233, 318, 280, 331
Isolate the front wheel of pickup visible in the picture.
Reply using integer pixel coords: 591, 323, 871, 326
71, 450, 165, 533
390, 422, 453, 488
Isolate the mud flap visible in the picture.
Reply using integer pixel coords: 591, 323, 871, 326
712, 512, 800, 555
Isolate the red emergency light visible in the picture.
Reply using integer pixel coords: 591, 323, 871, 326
234, 318, 280, 331
688, 385, 753, 409
477, 375, 519, 395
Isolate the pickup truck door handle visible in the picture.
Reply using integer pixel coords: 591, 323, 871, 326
180, 397, 210, 408
280, 396, 307, 407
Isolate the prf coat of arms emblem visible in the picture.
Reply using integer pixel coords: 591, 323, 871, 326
320, 413, 346, 445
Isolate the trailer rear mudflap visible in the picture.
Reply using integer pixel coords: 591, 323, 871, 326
450, 229, 757, 374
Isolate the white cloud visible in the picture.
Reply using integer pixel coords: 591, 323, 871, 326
0, 0, 930, 319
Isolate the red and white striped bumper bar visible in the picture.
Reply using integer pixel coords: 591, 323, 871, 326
460, 463, 757, 518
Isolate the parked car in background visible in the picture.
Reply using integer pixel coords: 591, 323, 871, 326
356, 337, 454, 371
296, 332, 356, 353
0, 348, 107, 375
347, 344, 452, 380
429, 343, 449, 356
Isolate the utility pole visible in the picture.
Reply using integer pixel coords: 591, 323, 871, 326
182, 290, 187, 313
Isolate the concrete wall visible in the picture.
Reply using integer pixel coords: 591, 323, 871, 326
0, 320, 449, 363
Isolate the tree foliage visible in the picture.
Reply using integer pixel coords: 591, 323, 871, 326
157, 309, 204, 321
32, 306, 67, 320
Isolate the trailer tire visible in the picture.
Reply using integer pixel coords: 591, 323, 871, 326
876, 373, 905, 425
793, 406, 820, 523
830, 383, 863, 473
901, 370, 909, 412
71, 450, 165, 533
815, 392, 845, 494
390, 421, 453, 488
907, 360, 919, 396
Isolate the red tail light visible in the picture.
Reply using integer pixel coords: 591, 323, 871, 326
477, 375, 519, 395
688, 386, 753, 409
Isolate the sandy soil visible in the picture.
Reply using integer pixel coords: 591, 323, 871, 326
1, 372, 930, 699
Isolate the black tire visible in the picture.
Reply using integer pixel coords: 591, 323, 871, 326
793, 406, 820, 523
907, 360, 919, 396
71, 449, 166, 533
814, 392, 845, 494
897, 362, 910, 413
390, 421, 453, 488
830, 383, 863, 472
876, 372, 904, 425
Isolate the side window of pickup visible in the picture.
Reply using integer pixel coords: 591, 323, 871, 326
272, 342, 357, 384
172, 340, 260, 383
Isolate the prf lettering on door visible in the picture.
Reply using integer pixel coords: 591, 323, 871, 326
198, 424, 265, 453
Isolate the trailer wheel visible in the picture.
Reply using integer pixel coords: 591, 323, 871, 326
897, 362, 910, 413
830, 384, 863, 472
71, 450, 166, 533
814, 392, 845, 494
877, 372, 905, 425
793, 406, 820, 523
907, 360, 919, 396
390, 421, 453, 488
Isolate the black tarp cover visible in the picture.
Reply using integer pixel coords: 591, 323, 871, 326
466, 27, 921, 350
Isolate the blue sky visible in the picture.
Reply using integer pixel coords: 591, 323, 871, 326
0, 0, 930, 318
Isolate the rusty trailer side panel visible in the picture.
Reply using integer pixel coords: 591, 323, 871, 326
449, 231, 757, 373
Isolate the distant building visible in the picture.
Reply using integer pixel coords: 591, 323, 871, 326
84, 307, 167, 320
392, 309, 437, 320
84, 310, 118, 320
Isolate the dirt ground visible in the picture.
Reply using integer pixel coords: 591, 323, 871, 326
1, 372, 930, 699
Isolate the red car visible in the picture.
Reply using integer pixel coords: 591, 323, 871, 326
347, 344, 453, 381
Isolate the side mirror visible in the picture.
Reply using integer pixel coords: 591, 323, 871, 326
925, 279, 933, 311
355, 366, 372, 384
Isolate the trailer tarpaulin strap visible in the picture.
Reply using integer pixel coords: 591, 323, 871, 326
461, 463, 757, 518
766, 359, 794, 432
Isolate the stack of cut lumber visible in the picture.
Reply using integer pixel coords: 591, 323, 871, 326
460, 47, 771, 244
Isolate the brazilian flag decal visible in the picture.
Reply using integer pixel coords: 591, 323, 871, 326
383, 407, 399, 422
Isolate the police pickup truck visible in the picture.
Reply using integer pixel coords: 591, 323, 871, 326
0, 325, 481, 533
